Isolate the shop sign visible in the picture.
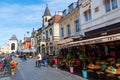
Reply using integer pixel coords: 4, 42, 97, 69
59, 34, 120, 47
104, 36, 120, 42
80, 35, 120, 45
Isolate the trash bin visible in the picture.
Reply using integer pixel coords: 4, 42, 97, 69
69, 66, 74, 73
44, 60, 48, 67
82, 70, 87, 79
54, 58, 58, 65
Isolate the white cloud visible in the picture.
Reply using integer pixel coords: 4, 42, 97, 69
0, 0, 78, 46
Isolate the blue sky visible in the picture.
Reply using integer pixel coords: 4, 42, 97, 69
0, 0, 77, 46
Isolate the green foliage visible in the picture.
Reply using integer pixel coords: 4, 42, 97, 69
66, 53, 73, 60
79, 54, 88, 63
79, 54, 88, 69
117, 58, 120, 63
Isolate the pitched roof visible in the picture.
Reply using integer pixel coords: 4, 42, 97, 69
9, 35, 17, 40
25, 37, 31, 42
52, 15, 62, 23
43, 4, 51, 16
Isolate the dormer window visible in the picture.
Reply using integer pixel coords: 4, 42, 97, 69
63, 9, 68, 17
69, 4, 74, 13
68, 2, 77, 13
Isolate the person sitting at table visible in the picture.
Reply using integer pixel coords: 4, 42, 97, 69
101, 64, 107, 72
117, 65, 120, 70
96, 63, 107, 79
88, 61, 94, 66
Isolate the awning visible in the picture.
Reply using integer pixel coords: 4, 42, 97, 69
68, 33, 120, 46
21, 48, 36, 53
56, 38, 73, 45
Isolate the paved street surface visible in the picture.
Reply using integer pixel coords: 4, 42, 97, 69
12, 57, 86, 80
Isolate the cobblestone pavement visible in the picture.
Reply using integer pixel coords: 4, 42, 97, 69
0, 77, 11, 80
12, 57, 87, 80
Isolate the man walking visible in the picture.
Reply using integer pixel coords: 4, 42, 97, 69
38, 53, 42, 68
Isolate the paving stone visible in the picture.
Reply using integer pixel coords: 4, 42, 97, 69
12, 57, 87, 80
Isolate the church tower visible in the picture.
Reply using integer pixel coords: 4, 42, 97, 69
9, 35, 18, 53
42, 4, 52, 27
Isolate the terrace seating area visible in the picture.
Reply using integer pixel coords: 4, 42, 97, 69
51, 52, 120, 80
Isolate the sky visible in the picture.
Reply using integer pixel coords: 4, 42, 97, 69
0, 0, 77, 46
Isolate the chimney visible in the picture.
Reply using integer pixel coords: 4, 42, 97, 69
57, 11, 63, 16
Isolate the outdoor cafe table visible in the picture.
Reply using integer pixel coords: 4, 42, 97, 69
105, 69, 120, 75
88, 64, 101, 70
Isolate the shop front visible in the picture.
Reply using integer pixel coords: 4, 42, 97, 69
68, 33, 120, 58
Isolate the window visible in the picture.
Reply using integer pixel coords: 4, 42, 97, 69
61, 27, 64, 38
105, 0, 118, 12
45, 18, 47, 22
67, 24, 71, 36
112, 0, 118, 9
84, 10, 92, 21
49, 28, 53, 36
63, 9, 68, 17
11, 43, 15, 50
69, 4, 74, 13
68, 3, 77, 13
75, 19, 80, 32
46, 31, 48, 39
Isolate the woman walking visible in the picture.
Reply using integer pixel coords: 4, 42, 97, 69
35, 55, 38, 67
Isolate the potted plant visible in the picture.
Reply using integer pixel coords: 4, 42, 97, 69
79, 54, 88, 79
66, 53, 74, 73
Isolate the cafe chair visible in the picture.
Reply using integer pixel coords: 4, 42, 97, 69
87, 69, 94, 78
117, 76, 120, 80
96, 71, 106, 80
106, 74, 118, 80
96, 64, 107, 80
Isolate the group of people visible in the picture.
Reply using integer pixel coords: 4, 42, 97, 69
35, 53, 48, 68
0, 55, 18, 76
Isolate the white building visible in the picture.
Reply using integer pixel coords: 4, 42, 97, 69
9, 35, 18, 53
78, 0, 120, 36
0, 44, 9, 54
0, 35, 18, 54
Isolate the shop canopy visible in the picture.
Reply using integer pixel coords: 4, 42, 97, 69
68, 33, 120, 46
21, 49, 36, 53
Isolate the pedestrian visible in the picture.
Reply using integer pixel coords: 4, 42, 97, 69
44, 54, 48, 67
38, 53, 42, 68
35, 55, 38, 67
23, 54, 27, 61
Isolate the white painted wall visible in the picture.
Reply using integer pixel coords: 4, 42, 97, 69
0, 44, 9, 54
9, 40, 18, 53
79, 0, 120, 35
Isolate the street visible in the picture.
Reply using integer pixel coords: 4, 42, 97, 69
12, 57, 85, 80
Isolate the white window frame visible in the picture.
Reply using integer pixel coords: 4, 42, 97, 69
67, 24, 71, 37
105, 0, 118, 12
74, 19, 80, 32
84, 9, 92, 22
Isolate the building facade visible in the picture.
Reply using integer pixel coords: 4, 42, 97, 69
0, 35, 18, 54
63, 0, 120, 57
32, 0, 120, 58
31, 5, 62, 56
0, 44, 9, 54
9, 35, 18, 53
